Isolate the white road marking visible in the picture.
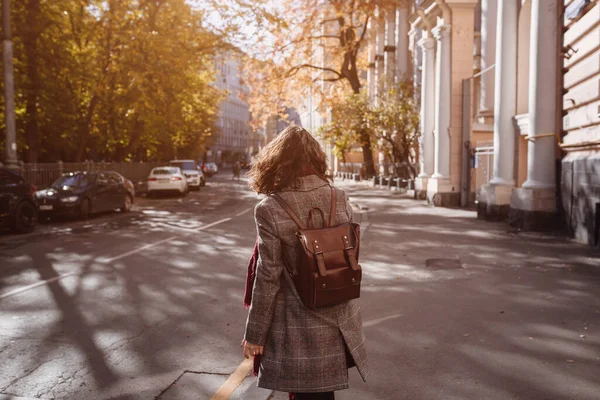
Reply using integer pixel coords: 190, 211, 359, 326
235, 208, 252, 217
194, 217, 232, 231
363, 313, 404, 328
1, 216, 236, 300
101, 236, 179, 263
0, 272, 79, 300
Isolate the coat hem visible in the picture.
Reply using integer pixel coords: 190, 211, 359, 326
258, 382, 349, 393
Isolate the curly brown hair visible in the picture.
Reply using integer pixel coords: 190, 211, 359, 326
248, 125, 331, 194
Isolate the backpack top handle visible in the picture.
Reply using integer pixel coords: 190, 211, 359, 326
307, 207, 327, 229
272, 186, 338, 230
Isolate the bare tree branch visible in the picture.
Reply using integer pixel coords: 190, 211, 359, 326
287, 63, 343, 78
313, 76, 345, 83
311, 34, 341, 40
320, 17, 340, 25
357, 14, 370, 45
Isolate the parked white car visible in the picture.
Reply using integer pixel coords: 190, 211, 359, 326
169, 160, 205, 190
147, 167, 188, 197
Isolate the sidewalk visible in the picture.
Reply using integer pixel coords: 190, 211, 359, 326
264, 179, 600, 399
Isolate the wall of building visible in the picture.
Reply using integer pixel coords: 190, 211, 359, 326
560, 0, 600, 246
212, 53, 251, 165
449, 7, 476, 193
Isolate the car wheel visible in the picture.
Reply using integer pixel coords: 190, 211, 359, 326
121, 195, 133, 213
10, 201, 37, 234
79, 198, 91, 219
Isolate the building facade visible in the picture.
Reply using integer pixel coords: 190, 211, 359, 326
405, 0, 599, 246
211, 52, 253, 166
558, 0, 599, 246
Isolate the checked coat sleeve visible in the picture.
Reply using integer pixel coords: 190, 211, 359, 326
244, 202, 283, 346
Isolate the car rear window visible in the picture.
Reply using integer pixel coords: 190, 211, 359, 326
170, 161, 196, 170
152, 168, 177, 175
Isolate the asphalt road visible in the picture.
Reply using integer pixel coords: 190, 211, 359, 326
1, 175, 599, 400
1, 174, 262, 400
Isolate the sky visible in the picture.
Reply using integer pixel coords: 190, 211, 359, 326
186, 0, 265, 54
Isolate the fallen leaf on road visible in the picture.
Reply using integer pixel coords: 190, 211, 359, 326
499, 311, 505, 314
580, 335, 586, 338
463, 334, 470, 337
566, 360, 575, 363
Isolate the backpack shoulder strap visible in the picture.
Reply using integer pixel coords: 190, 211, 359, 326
329, 186, 337, 227
271, 193, 307, 230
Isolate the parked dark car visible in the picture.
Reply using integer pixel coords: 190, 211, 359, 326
36, 171, 134, 219
0, 167, 38, 233
204, 163, 218, 177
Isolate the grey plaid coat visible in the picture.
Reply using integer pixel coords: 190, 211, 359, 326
245, 175, 368, 393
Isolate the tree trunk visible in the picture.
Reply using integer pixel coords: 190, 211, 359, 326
342, 47, 375, 178
75, 95, 99, 162
359, 128, 376, 178
24, 0, 41, 163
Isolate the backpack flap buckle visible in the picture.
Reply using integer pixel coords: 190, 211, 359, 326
313, 240, 328, 276
342, 235, 361, 271
342, 235, 354, 250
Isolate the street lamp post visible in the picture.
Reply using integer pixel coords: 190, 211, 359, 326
2, 0, 17, 169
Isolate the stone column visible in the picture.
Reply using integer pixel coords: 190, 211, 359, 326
478, 0, 497, 118
523, 0, 558, 190
509, 0, 559, 229
395, 4, 410, 80
490, 0, 518, 186
375, 9, 386, 100
418, 36, 435, 178
478, 0, 518, 220
432, 24, 451, 179
412, 28, 423, 97
367, 20, 376, 100
385, 7, 397, 83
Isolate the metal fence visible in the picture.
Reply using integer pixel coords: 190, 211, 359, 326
338, 162, 363, 174
377, 162, 415, 179
16, 161, 161, 188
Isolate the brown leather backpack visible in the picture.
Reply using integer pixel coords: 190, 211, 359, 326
271, 187, 362, 309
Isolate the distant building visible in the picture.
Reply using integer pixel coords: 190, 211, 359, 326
248, 127, 266, 159
210, 51, 252, 165
265, 107, 302, 144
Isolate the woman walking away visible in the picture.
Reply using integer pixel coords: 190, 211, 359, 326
242, 125, 368, 399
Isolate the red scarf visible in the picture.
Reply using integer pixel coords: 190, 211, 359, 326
243, 239, 259, 310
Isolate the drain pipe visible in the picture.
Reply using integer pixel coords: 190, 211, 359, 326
460, 79, 472, 208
